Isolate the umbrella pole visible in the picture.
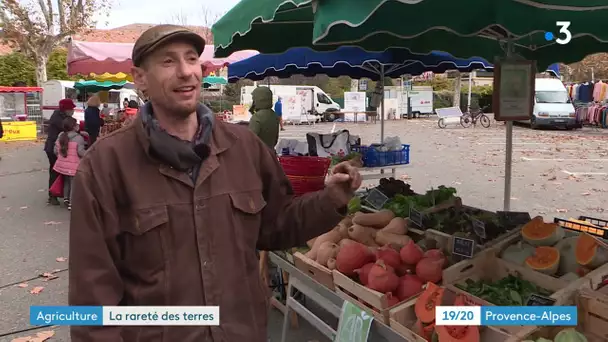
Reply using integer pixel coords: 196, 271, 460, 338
503, 41, 515, 211
380, 65, 385, 144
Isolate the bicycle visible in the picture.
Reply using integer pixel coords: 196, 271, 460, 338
460, 105, 491, 128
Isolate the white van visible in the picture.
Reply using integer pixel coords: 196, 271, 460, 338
526, 78, 576, 129
42, 80, 142, 123
241, 85, 341, 121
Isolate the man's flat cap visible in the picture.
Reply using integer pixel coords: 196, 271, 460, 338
132, 24, 206, 67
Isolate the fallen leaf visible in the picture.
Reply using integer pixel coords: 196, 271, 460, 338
41, 272, 59, 281
20, 206, 28, 209
56, 257, 67, 262
11, 330, 56, 342
52, 269, 61, 273
17, 283, 28, 288
44, 221, 62, 225
30, 286, 44, 294
548, 176, 557, 181
5, 207, 10, 211
567, 175, 577, 180
37, 189, 45, 192
556, 208, 568, 213
581, 192, 591, 196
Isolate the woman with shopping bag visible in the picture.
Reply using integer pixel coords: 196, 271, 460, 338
53, 117, 86, 210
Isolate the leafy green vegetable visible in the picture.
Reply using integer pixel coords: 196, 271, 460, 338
383, 185, 457, 218
348, 196, 362, 214
454, 275, 552, 306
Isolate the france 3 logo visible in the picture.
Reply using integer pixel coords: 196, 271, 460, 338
544, 22, 572, 45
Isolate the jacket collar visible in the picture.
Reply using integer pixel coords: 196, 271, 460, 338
134, 108, 237, 161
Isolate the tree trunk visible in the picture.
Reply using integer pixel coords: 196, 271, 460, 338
35, 55, 49, 86
453, 72, 461, 109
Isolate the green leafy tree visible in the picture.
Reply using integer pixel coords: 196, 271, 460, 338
0, 52, 36, 85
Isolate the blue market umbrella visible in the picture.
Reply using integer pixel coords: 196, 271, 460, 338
228, 46, 494, 82
229, 46, 561, 82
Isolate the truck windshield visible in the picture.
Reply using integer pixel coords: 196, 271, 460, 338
535, 91, 570, 104
317, 93, 333, 104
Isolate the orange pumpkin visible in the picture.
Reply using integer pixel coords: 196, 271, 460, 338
415, 282, 444, 324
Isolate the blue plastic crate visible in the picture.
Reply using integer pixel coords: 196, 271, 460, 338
355, 144, 410, 167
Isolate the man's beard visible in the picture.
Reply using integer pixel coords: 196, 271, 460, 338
156, 100, 197, 119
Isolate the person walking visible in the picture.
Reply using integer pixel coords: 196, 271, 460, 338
68, 24, 361, 342
84, 95, 104, 146
274, 96, 285, 131
44, 99, 75, 205
249, 86, 280, 148
53, 117, 86, 210
0, 118, 3, 160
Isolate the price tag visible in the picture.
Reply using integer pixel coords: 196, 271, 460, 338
335, 301, 374, 342
451, 237, 475, 258
364, 188, 389, 211
497, 211, 532, 228
525, 294, 556, 306
471, 218, 486, 239
409, 207, 424, 228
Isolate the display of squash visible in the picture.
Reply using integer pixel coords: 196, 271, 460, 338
501, 242, 536, 266
576, 233, 608, 269
432, 295, 480, 342
525, 246, 560, 275
521, 217, 564, 246
555, 237, 580, 275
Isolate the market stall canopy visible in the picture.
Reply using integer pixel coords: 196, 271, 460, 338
67, 40, 258, 76
204, 75, 227, 85
229, 47, 566, 82
74, 80, 128, 93
90, 72, 133, 82
212, 0, 608, 70
0, 87, 43, 93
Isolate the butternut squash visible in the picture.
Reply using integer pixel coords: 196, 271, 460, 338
380, 217, 408, 235
316, 242, 340, 267
352, 209, 395, 228
308, 228, 342, 260
375, 231, 411, 247
348, 224, 378, 246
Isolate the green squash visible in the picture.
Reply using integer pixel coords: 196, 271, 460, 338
555, 237, 579, 274
501, 241, 536, 266
554, 328, 588, 342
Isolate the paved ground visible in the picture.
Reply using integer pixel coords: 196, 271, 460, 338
0, 118, 606, 341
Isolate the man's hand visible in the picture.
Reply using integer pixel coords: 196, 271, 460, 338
325, 161, 362, 207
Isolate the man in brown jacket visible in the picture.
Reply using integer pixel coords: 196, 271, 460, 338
68, 25, 362, 342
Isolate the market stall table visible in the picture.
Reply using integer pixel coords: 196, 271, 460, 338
333, 111, 378, 124
269, 252, 406, 342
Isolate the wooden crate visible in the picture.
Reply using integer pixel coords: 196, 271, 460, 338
293, 252, 334, 290
388, 296, 511, 342
507, 288, 608, 342
442, 252, 581, 335
333, 270, 407, 324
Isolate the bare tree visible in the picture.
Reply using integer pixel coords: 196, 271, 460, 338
198, 5, 223, 43
0, 0, 111, 85
169, 10, 190, 26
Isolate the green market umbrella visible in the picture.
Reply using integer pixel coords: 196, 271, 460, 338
74, 80, 128, 93
203, 76, 227, 85
212, 0, 608, 70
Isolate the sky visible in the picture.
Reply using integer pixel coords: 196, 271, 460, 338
96, 0, 241, 29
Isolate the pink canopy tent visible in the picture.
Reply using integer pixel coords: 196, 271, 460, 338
67, 40, 257, 76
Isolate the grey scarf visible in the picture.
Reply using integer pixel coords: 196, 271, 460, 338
140, 102, 215, 177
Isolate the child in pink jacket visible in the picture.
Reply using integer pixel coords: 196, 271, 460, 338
54, 117, 86, 210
